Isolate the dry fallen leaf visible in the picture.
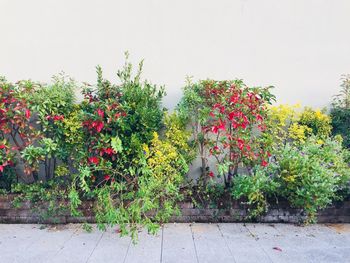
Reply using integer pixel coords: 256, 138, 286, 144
273, 247, 282, 252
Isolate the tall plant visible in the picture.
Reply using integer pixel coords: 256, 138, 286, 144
178, 79, 275, 187
331, 74, 350, 148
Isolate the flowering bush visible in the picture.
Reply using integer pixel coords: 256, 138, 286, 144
22, 74, 77, 180
204, 80, 275, 186
1, 58, 350, 236
0, 77, 41, 182
68, 57, 192, 241
178, 79, 275, 188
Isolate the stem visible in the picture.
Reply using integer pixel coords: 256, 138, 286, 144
53, 157, 57, 179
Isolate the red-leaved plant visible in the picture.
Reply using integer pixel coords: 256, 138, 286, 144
0, 78, 41, 181
203, 80, 275, 186
178, 79, 275, 187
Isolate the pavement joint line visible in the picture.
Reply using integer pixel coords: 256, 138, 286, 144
217, 224, 237, 263
122, 235, 132, 263
244, 224, 275, 263
160, 225, 164, 263
85, 231, 104, 263
190, 224, 200, 263
269, 224, 282, 235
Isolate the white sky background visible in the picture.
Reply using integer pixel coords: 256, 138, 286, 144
1, 0, 350, 109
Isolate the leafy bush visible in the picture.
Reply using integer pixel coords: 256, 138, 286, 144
0, 77, 40, 182
265, 104, 331, 148
298, 107, 331, 139
87, 113, 192, 241
232, 169, 279, 218
11, 179, 69, 221
271, 137, 350, 223
178, 79, 275, 187
68, 57, 192, 241
331, 74, 350, 148
264, 103, 301, 148
1, 56, 350, 237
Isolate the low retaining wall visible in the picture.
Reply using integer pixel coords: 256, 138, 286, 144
0, 195, 349, 224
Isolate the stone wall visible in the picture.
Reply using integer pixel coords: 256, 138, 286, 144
0, 194, 349, 224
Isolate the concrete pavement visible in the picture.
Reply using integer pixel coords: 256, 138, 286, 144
0, 223, 349, 263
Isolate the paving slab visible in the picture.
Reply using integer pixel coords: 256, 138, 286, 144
245, 223, 309, 263
0, 224, 47, 263
191, 223, 235, 263
123, 228, 162, 263
162, 223, 198, 263
86, 227, 131, 263
0, 223, 349, 263
247, 223, 350, 263
218, 223, 273, 263
49, 225, 103, 263
14, 224, 80, 263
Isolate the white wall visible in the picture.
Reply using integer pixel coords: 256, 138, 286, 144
1, 0, 350, 109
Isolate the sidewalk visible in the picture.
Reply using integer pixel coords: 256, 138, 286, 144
0, 223, 349, 263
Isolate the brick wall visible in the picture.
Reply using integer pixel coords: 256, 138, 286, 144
0, 194, 349, 224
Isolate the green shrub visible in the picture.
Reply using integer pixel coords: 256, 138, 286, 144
272, 137, 350, 223
69, 56, 192, 242
331, 74, 350, 148
297, 107, 332, 139
232, 169, 279, 218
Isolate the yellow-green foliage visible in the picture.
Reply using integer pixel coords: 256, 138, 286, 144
164, 112, 195, 163
62, 107, 84, 145
298, 107, 332, 138
288, 123, 312, 144
266, 104, 332, 147
265, 104, 301, 147
145, 132, 188, 180
54, 164, 70, 177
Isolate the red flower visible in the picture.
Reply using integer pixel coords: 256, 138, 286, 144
211, 120, 226, 134
0, 144, 6, 149
104, 148, 115, 156
88, 156, 99, 165
53, 115, 64, 121
91, 121, 104, 132
213, 103, 225, 113
237, 138, 245, 150
261, 160, 268, 167
228, 112, 236, 121
209, 171, 214, 178
104, 175, 111, 181
256, 114, 263, 122
97, 109, 104, 118
25, 109, 31, 119
211, 125, 219, 133
0, 165, 3, 173
258, 124, 266, 131
230, 95, 239, 104
96, 121, 104, 132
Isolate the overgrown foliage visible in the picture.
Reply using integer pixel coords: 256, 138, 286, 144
1, 60, 350, 236
331, 74, 350, 148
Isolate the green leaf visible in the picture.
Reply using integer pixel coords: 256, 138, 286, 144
111, 136, 123, 153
